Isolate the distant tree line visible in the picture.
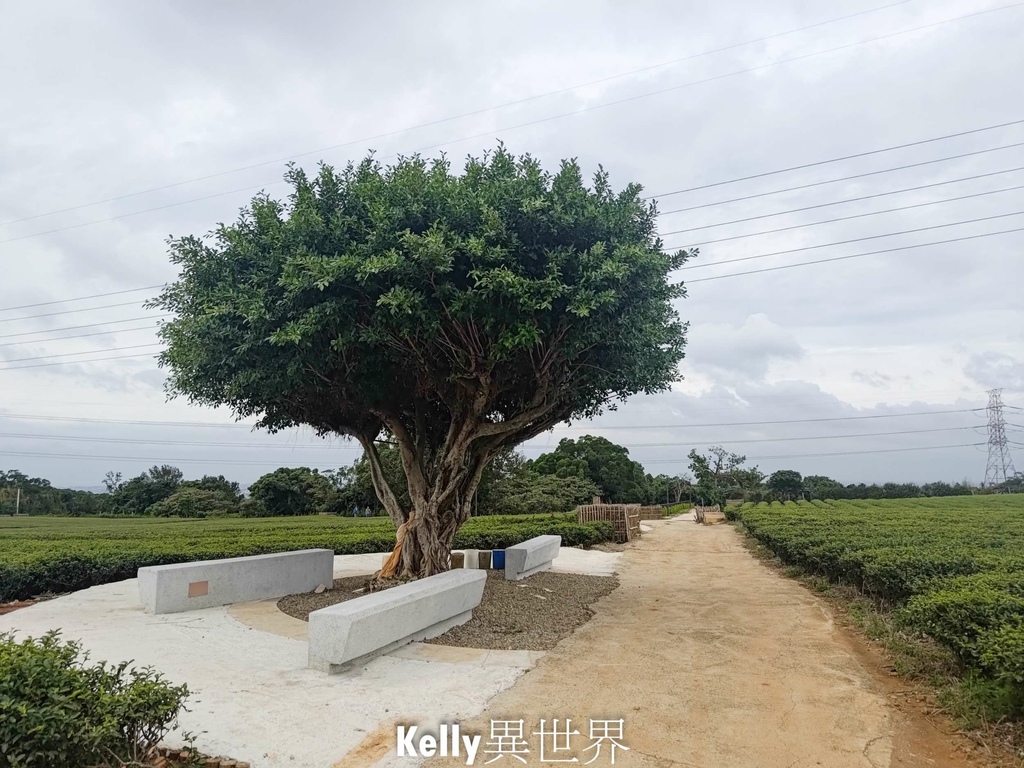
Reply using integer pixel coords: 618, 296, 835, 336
682, 445, 1020, 506
1, 436, 1019, 517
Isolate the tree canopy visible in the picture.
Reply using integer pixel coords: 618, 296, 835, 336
766, 469, 804, 500
531, 434, 649, 503
152, 148, 691, 575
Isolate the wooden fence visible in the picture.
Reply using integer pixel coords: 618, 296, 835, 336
637, 505, 666, 521
576, 504, 642, 543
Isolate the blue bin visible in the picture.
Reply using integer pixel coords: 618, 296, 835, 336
491, 550, 506, 570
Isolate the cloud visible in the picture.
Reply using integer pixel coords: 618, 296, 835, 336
965, 353, 1024, 392
851, 370, 894, 388
0, 0, 1021, 487
684, 314, 804, 382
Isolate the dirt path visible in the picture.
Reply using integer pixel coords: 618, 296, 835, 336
427, 518, 980, 768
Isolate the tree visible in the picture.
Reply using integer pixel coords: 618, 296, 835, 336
687, 446, 746, 486
803, 475, 846, 500
767, 469, 803, 501
531, 435, 650, 503
110, 465, 183, 515
152, 149, 690, 576
327, 445, 408, 514
148, 488, 237, 518
102, 471, 123, 494
247, 467, 335, 516
180, 474, 243, 503
687, 446, 759, 503
475, 449, 598, 515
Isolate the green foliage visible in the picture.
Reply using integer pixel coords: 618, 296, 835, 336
148, 488, 238, 518
152, 149, 689, 435
732, 496, 1024, 718
0, 513, 613, 600
531, 435, 649, 503
766, 469, 803, 500
0, 470, 107, 517
179, 474, 243, 503
247, 467, 335, 516
802, 475, 847, 500
0, 631, 189, 768
326, 445, 409, 514
149, 148, 690, 574
687, 446, 762, 502
480, 470, 600, 516
110, 465, 183, 515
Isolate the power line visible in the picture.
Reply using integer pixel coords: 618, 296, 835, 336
0, 432, 358, 450
682, 226, 1024, 283
0, 352, 157, 372
675, 214, 1024, 270
523, 425, 979, 448
641, 442, 986, 463
0, 407, 981, 431
0, 449, 341, 467
655, 143, 1024, 214
14, 159, 1024, 322
0, 413, 260, 428
0, 285, 165, 313
0, 0, 916, 229
676, 200, 1024, 247
0, 325, 158, 349
0, 343, 161, 366
552, 408, 981, 430
648, 117, 1024, 199
0, 316, 168, 341
15, 135, 1021, 250
0, 424, 976, 452
0, 442, 991, 468
0, 300, 154, 324
6, 5, 1023, 245
657, 165, 1024, 220
659, 180, 1024, 236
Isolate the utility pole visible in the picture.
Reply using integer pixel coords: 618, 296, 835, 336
984, 389, 1017, 487
15, 487, 20, 516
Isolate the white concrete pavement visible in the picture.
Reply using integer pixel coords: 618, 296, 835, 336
1, 546, 620, 768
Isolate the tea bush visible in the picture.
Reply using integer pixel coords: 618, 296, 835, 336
0, 631, 189, 768
731, 495, 1024, 717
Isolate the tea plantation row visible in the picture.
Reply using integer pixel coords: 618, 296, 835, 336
0, 513, 612, 600
729, 495, 1024, 711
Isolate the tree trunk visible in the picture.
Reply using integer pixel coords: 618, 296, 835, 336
390, 498, 471, 578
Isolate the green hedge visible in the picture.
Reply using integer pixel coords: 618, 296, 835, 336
0, 513, 612, 600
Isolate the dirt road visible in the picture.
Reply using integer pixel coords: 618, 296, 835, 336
427, 517, 978, 768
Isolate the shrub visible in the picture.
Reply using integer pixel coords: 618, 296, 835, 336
148, 488, 237, 518
0, 631, 189, 768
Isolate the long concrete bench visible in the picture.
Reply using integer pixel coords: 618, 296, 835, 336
308, 569, 486, 672
504, 534, 561, 580
138, 549, 334, 614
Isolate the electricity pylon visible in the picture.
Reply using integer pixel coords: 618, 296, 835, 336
984, 388, 1017, 487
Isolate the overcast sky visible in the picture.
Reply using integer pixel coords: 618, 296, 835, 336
2, 0, 1022, 490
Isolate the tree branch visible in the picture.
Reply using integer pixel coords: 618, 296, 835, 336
355, 433, 406, 524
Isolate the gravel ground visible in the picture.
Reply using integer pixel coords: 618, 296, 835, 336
277, 570, 619, 651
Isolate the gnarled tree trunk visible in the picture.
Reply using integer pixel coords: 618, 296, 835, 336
359, 430, 486, 579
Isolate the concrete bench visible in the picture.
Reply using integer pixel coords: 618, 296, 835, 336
308, 569, 486, 672
504, 534, 561, 580
138, 549, 334, 614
